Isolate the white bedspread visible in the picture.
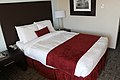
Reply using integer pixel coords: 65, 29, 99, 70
20, 31, 108, 77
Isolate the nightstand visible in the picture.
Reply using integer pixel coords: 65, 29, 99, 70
56, 28, 71, 32
0, 49, 27, 80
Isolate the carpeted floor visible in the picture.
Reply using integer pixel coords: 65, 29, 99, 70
97, 49, 120, 80
6, 35, 120, 80
97, 34, 120, 80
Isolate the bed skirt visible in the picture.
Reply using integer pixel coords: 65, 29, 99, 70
25, 51, 107, 80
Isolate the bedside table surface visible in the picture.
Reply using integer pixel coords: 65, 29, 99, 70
0, 49, 22, 61
0, 51, 10, 61
0, 49, 27, 71
56, 28, 71, 32
0, 49, 27, 80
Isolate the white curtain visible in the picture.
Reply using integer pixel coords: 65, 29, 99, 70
0, 25, 7, 52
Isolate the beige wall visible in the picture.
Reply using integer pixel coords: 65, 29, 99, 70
53, 0, 120, 49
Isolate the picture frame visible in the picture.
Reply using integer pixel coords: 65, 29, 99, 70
70, 0, 96, 16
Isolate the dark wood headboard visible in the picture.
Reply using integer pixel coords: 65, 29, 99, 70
0, 1, 52, 48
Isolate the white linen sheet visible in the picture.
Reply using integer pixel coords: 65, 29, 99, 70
16, 41, 25, 51
18, 31, 108, 77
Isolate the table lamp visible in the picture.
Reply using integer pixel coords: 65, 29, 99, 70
55, 10, 65, 30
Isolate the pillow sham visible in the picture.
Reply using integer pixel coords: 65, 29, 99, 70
15, 27, 23, 42
15, 23, 39, 43
35, 27, 50, 37
34, 20, 55, 32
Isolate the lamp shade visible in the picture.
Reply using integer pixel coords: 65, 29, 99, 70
55, 10, 65, 18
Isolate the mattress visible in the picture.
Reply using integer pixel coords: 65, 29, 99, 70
16, 31, 108, 77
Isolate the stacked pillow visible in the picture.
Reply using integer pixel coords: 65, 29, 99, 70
15, 23, 38, 43
15, 20, 55, 43
34, 20, 55, 32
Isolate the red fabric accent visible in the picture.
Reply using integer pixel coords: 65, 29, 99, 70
26, 56, 56, 80
35, 27, 50, 37
47, 33, 100, 75
26, 57, 34, 68
54, 52, 107, 80
26, 51, 107, 80
33, 59, 56, 80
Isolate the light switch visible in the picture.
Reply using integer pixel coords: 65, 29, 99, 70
101, 4, 104, 8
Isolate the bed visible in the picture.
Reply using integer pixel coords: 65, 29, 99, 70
0, 1, 108, 80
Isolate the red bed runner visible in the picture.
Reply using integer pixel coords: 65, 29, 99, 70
46, 33, 100, 76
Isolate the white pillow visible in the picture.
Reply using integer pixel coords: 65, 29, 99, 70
34, 20, 55, 32
15, 27, 24, 42
15, 23, 38, 43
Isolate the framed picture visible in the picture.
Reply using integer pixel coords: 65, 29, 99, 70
70, 0, 96, 16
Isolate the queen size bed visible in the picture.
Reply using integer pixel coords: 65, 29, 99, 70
0, 1, 108, 80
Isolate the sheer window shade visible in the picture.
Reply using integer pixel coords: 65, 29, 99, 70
0, 25, 7, 52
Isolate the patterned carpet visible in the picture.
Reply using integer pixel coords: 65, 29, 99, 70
97, 49, 120, 80
6, 36, 120, 80
97, 34, 120, 80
